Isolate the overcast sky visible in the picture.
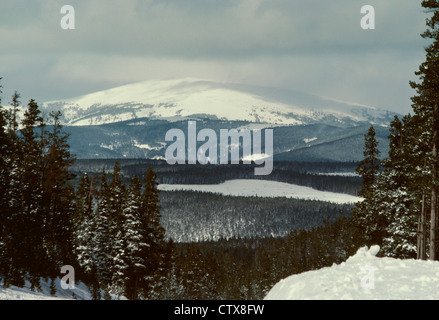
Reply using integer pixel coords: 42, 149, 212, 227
0, 0, 430, 114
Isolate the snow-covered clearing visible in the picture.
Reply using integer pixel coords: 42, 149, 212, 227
265, 246, 439, 300
159, 179, 362, 204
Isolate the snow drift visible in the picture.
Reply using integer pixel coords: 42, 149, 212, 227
265, 246, 439, 300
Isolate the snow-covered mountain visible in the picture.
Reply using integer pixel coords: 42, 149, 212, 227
42, 78, 396, 127
1, 79, 397, 160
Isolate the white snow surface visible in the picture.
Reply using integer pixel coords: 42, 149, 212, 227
265, 246, 439, 300
158, 179, 362, 204
0, 278, 94, 300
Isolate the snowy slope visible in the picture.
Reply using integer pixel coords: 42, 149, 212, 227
265, 246, 439, 300
0, 278, 94, 300
158, 179, 362, 204
42, 78, 396, 127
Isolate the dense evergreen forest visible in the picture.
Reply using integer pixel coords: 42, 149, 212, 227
160, 191, 353, 242
163, 216, 363, 299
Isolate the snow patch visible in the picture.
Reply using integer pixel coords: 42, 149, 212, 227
304, 137, 317, 143
0, 278, 94, 300
133, 140, 166, 151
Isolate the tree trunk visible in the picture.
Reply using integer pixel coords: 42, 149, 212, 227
418, 192, 427, 260
430, 103, 439, 260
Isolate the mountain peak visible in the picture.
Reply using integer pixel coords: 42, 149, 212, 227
42, 78, 397, 127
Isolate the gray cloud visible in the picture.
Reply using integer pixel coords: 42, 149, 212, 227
0, 0, 430, 113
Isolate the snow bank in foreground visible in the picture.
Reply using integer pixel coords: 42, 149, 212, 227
159, 179, 362, 204
265, 246, 439, 300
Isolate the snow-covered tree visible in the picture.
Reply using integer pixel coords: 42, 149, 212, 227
352, 125, 385, 247
141, 166, 166, 297
120, 175, 147, 299
93, 169, 114, 297
409, 0, 439, 260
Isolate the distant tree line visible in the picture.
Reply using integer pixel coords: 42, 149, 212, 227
70, 159, 361, 195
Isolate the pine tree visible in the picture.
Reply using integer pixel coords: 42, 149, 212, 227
19, 99, 47, 287
0, 79, 7, 225
41, 110, 76, 275
7, 91, 20, 134
352, 125, 384, 247
409, 0, 439, 260
0, 78, 11, 282
72, 173, 102, 299
94, 169, 114, 296
106, 161, 127, 297
379, 116, 418, 258
180, 243, 214, 299
1, 90, 26, 287
141, 166, 166, 297
122, 175, 147, 299
0, 80, 9, 215
74, 172, 99, 293
356, 125, 381, 197
158, 238, 184, 299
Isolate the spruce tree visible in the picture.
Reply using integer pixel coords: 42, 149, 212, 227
141, 166, 165, 297
379, 116, 418, 258
41, 110, 76, 275
19, 99, 47, 287
356, 125, 381, 197
94, 169, 114, 296
7, 91, 20, 134
409, 0, 439, 260
0, 79, 7, 230
352, 125, 384, 247
158, 238, 184, 299
2, 90, 26, 287
107, 161, 127, 297
121, 175, 147, 299
74, 173, 98, 290
0, 78, 10, 281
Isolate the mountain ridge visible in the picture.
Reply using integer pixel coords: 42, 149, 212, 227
41, 78, 398, 128
2, 79, 398, 161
